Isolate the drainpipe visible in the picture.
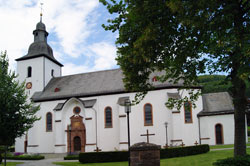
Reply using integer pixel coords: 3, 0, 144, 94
91, 108, 98, 150
198, 116, 201, 144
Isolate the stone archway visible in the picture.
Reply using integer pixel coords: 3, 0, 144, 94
67, 115, 86, 152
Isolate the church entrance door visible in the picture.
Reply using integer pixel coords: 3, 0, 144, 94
215, 124, 223, 144
74, 136, 81, 152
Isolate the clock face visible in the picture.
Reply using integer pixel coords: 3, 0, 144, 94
26, 82, 32, 89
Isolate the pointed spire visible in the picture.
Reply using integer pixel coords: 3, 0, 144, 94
40, 3, 44, 22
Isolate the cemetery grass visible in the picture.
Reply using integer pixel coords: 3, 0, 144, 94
53, 149, 250, 166
0, 162, 23, 166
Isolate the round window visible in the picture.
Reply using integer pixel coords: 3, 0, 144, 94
73, 107, 81, 115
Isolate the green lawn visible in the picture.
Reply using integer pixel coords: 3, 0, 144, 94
53, 149, 250, 166
0, 162, 23, 166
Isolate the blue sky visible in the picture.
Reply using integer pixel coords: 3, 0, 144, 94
0, 0, 119, 75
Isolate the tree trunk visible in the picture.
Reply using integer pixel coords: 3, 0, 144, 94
231, 62, 247, 157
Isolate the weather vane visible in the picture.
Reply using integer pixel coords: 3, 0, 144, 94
40, 2, 44, 22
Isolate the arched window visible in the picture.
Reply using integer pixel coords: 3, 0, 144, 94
46, 112, 52, 131
184, 101, 192, 123
51, 69, 54, 77
144, 103, 153, 126
105, 107, 112, 128
27, 66, 32, 77
215, 124, 224, 144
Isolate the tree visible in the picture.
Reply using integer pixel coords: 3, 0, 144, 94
100, 0, 250, 156
0, 51, 40, 164
198, 75, 250, 96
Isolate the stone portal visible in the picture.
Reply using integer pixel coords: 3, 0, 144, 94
67, 115, 86, 152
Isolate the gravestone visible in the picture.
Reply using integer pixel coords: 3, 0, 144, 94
130, 142, 160, 166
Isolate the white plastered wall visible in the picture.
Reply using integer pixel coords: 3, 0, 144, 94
199, 114, 235, 145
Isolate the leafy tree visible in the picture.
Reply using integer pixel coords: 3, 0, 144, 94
0, 51, 40, 146
198, 75, 250, 96
100, 0, 250, 156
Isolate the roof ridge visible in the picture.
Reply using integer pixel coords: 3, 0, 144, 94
59, 68, 121, 78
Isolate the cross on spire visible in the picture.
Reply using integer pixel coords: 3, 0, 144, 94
40, 2, 44, 22
140, 129, 155, 143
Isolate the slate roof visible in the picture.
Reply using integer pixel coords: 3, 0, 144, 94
198, 92, 234, 117
32, 68, 201, 102
16, 21, 63, 67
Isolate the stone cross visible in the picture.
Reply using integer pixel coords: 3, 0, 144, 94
94, 147, 102, 152
140, 129, 155, 143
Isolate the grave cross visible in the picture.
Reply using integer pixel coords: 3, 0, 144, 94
140, 129, 155, 143
180, 142, 185, 147
94, 147, 102, 152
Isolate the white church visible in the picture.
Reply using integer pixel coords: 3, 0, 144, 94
14, 19, 238, 154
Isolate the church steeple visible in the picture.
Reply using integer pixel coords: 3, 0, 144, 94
15, 11, 63, 67
32, 3, 47, 42
33, 21, 48, 42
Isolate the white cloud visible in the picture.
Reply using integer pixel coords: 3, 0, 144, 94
0, 0, 118, 75
62, 63, 90, 76
89, 42, 117, 70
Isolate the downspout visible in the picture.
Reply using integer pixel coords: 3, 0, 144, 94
91, 107, 98, 150
198, 115, 201, 144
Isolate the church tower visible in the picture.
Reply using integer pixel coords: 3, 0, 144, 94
16, 17, 63, 98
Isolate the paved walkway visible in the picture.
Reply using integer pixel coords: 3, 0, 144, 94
7, 153, 78, 166
211, 146, 250, 151
7, 158, 78, 166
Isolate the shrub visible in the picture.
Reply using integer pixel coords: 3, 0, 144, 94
248, 130, 250, 136
13, 152, 24, 156
79, 144, 209, 163
64, 154, 78, 160
213, 155, 250, 166
2, 153, 45, 160
160, 144, 210, 159
79, 151, 128, 163
0, 153, 2, 164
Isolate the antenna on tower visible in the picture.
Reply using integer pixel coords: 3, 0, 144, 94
40, 2, 44, 22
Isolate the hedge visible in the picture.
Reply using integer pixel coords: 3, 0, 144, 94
79, 144, 209, 163
79, 151, 129, 163
213, 155, 250, 166
2, 154, 45, 160
64, 155, 78, 160
160, 144, 210, 159
0, 153, 2, 164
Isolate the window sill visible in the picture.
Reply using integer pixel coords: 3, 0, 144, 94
144, 124, 153, 126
